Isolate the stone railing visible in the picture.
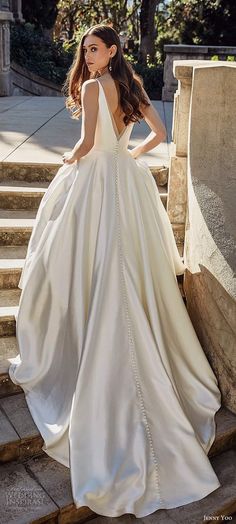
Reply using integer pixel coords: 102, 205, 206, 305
0, 0, 13, 95
11, 61, 62, 96
162, 45, 236, 101
168, 60, 236, 413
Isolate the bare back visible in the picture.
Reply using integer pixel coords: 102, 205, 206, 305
98, 77, 126, 136
79, 74, 167, 160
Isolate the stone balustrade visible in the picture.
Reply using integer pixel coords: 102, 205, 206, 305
168, 60, 236, 413
162, 45, 236, 101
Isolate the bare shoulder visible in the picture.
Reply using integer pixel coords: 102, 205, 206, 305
82, 78, 98, 91
81, 79, 99, 94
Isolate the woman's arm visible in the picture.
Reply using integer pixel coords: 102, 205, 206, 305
129, 89, 167, 159
63, 80, 99, 164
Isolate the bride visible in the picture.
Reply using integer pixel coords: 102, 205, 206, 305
9, 24, 222, 518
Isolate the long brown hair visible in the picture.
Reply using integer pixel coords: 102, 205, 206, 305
62, 24, 150, 125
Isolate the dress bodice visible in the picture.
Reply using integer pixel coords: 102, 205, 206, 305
93, 79, 134, 152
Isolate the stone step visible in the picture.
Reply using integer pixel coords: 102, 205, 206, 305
1, 162, 59, 184
151, 165, 168, 186
0, 392, 44, 463
0, 259, 24, 289
0, 266, 184, 340
0, 453, 97, 524
0, 184, 169, 247
0, 288, 20, 336
0, 240, 183, 290
0, 336, 21, 397
0, 186, 168, 212
177, 243, 184, 257
0, 209, 37, 219
0, 180, 49, 188
0, 177, 167, 192
1, 161, 169, 186
0, 209, 36, 245
159, 190, 168, 209
0, 185, 46, 209
0, 245, 26, 288
0, 385, 235, 464
0, 448, 235, 523
96, 454, 236, 523
172, 223, 185, 245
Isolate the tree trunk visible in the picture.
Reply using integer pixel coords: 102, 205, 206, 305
139, 0, 158, 64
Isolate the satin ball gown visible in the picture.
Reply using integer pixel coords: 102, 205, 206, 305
9, 79, 221, 518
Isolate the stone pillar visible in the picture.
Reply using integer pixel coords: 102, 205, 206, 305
10, 0, 24, 22
167, 60, 218, 247
162, 47, 207, 102
0, 0, 14, 96
167, 62, 193, 248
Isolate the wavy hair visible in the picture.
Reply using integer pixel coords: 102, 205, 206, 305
62, 24, 150, 125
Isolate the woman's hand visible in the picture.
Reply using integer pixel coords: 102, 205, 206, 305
128, 147, 141, 159
62, 151, 78, 164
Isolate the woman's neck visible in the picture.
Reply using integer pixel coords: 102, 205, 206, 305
98, 66, 110, 77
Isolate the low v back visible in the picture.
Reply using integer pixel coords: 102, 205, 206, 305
97, 80, 126, 138
94, 79, 134, 151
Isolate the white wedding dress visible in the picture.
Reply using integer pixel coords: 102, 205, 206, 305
9, 79, 222, 518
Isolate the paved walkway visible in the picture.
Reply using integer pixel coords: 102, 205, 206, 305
0, 96, 173, 167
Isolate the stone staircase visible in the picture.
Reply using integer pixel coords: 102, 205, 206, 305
0, 162, 236, 523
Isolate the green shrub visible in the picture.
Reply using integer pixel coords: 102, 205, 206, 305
124, 54, 163, 99
211, 54, 235, 62
10, 23, 73, 85
134, 63, 163, 100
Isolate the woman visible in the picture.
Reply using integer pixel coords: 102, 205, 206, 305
9, 24, 221, 518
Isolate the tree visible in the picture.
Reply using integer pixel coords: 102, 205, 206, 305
54, 0, 141, 43
22, 0, 59, 37
158, 0, 236, 47
139, 0, 159, 63
54, 0, 80, 40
